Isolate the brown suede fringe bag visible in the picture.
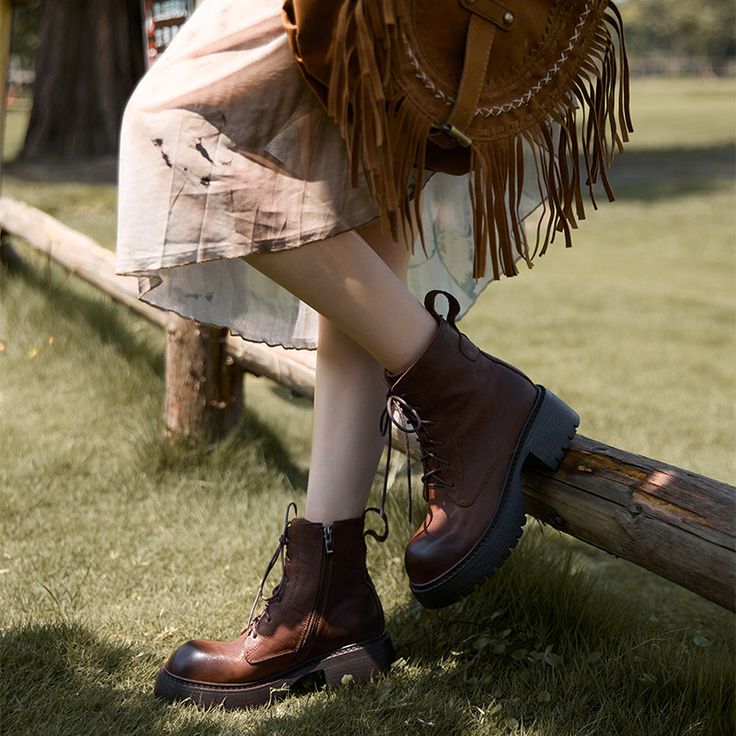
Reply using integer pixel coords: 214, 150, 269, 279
282, 0, 633, 280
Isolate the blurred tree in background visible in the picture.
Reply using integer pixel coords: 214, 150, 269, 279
620, 0, 736, 74
8, 0, 40, 70
18, 0, 144, 160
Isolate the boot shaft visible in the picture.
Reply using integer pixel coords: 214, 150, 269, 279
254, 516, 384, 657
385, 313, 537, 507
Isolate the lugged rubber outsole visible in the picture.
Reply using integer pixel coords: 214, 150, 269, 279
410, 386, 579, 609
153, 631, 395, 710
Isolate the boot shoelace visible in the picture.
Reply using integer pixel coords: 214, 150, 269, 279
378, 391, 454, 526
242, 501, 297, 638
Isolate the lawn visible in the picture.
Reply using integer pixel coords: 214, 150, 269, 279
1, 78, 734, 736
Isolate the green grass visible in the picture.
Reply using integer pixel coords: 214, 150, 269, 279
1, 77, 734, 735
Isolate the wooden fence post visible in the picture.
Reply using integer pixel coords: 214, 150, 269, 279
0, 0, 24, 272
0, 0, 14, 268
138, 0, 247, 446
164, 313, 245, 448
0, 0, 12, 186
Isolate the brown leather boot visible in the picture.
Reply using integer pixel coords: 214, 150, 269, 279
379, 289, 579, 609
154, 504, 394, 709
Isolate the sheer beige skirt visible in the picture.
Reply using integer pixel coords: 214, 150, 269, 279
115, 0, 544, 349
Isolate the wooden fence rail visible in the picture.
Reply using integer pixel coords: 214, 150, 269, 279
1, 195, 734, 612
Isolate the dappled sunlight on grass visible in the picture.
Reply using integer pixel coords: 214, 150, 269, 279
1, 78, 734, 735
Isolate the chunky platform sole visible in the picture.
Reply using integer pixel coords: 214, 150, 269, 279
153, 631, 395, 710
410, 386, 579, 609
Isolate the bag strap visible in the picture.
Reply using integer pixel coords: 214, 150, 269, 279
435, 0, 516, 147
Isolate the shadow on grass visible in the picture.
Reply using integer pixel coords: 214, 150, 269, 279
0, 621, 222, 736
608, 143, 735, 202
134, 406, 309, 498
1, 527, 732, 736
267, 381, 314, 409
366, 520, 732, 736
3, 154, 119, 185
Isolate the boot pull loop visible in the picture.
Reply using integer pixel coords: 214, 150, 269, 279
363, 506, 389, 543
424, 289, 461, 329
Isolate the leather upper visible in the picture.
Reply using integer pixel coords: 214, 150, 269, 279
164, 516, 384, 685
385, 301, 537, 586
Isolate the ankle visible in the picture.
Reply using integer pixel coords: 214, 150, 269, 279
304, 505, 365, 525
385, 315, 439, 375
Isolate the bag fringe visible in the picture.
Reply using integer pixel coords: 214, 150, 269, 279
325, 0, 633, 280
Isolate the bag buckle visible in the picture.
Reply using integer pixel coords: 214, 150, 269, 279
431, 122, 473, 148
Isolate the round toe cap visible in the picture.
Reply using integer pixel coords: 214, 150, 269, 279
164, 640, 212, 680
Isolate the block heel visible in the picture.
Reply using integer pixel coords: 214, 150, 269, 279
524, 387, 580, 470
321, 632, 395, 687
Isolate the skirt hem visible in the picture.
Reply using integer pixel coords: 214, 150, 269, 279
114, 214, 385, 278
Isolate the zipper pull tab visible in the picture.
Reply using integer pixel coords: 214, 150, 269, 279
322, 524, 334, 555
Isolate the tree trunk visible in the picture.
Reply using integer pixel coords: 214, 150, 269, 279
163, 314, 245, 448
21, 0, 144, 160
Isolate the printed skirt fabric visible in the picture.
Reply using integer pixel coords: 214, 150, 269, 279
115, 0, 544, 350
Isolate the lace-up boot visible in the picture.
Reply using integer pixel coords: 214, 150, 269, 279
382, 289, 579, 609
154, 505, 394, 709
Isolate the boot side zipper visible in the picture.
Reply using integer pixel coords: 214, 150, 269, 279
323, 523, 334, 555
300, 526, 334, 659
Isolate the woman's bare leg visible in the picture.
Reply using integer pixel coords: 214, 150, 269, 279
242, 224, 437, 375
303, 220, 411, 523
243, 219, 432, 523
